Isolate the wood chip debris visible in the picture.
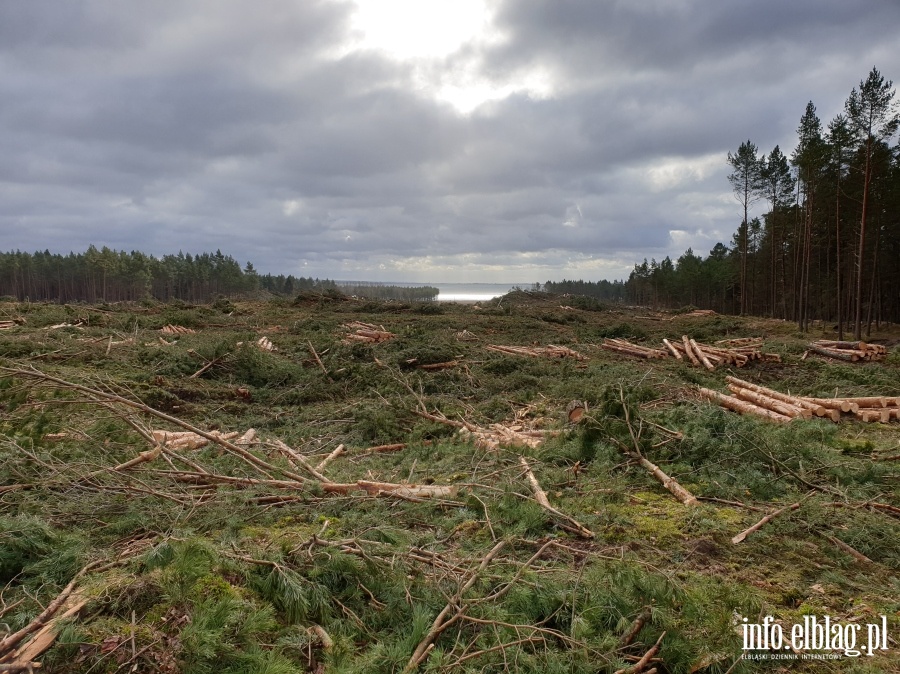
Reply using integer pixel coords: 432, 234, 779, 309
486, 344, 587, 361
342, 321, 395, 344
807, 340, 887, 362
160, 324, 196, 335
700, 377, 900, 424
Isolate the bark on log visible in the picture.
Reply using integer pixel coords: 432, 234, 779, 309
727, 385, 812, 419
681, 336, 701, 366
808, 345, 859, 361
661, 338, 683, 360
802, 398, 860, 413
724, 377, 832, 419
698, 387, 792, 423
689, 339, 716, 371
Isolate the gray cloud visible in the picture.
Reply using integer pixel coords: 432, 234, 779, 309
1, 0, 899, 282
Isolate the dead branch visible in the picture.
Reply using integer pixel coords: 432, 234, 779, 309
272, 440, 332, 483
825, 536, 873, 564
731, 503, 800, 544
404, 540, 507, 673
307, 341, 329, 377
619, 607, 652, 648
614, 631, 666, 674
0, 366, 310, 485
315, 444, 345, 471
615, 388, 698, 506
0, 560, 101, 658
518, 457, 594, 538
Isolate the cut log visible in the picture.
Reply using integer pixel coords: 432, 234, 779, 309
725, 377, 836, 421
689, 339, 716, 371
808, 344, 859, 362
815, 340, 869, 350
727, 385, 812, 419
842, 396, 887, 408
698, 387, 792, 423
802, 398, 860, 414
566, 400, 587, 424
681, 335, 701, 366
661, 338, 683, 360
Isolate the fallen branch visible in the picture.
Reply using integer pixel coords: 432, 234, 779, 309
614, 631, 666, 674
315, 444, 345, 471
731, 503, 800, 544
825, 536, 873, 564
619, 607, 652, 647
518, 457, 594, 538
404, 541, 507, 673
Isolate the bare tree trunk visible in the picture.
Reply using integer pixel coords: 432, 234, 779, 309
854, 140, 872, 340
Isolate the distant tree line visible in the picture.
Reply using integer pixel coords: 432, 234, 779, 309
0, 247, 439, 303
538, 279, 627, 302
0, 247, 259, 303
620, 66, 899, 335
259, 275, 438, 301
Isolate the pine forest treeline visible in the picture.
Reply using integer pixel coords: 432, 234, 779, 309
0, 247, 439, 303
625, 67, 900, 333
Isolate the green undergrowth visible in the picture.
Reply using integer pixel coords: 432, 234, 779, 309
0, 297, 898, 672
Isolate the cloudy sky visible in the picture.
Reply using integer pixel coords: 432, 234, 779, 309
2, 1, 899, 283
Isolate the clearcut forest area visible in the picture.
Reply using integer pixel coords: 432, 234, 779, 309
1, 292, 898, 674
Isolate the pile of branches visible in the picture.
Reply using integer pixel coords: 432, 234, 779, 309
807, 340, 888, 362
342, 321, 395, 344
486, 344, 587, 361
700, 376, 900, 424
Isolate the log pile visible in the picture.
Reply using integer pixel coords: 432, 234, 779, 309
684, 309, 717, 317
700, 376, 900, 424
807, 340, 887, 362
600, 338, 667, 360
152, 429, 252, 450
486, 344, 587, 361
342, 321, 395, 344
601, 335, 778, 370
160, 324, 196, 335
0, 320, 17, 330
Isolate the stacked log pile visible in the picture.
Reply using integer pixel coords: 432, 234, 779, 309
342, 321, 395, 344
600, 338, 667, 360
807, 340, 887, 362
700, 376, 899, 424
151, 428, 256, 450
601, 335, 778, 369
486, 344, 587, 361
160, 324, 196, 335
